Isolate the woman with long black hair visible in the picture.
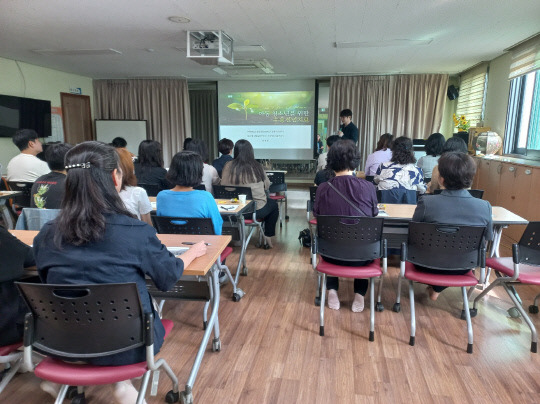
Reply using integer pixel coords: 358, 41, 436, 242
33, 141, 206, 403
221, 139, 279, 248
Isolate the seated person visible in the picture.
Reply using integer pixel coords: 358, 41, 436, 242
316, 135, 339, 172
185, 139, 220, 194
427, 136, 468, 193
156, 151, 223, 236
364, 133, 393, 176
7, 129, 50, 181
412, 152, 493, 301
117, 148, 153, 226
0, 225, 35, 347
221, 139, 279, 248
33, 141, 207, 404
417, 132, 445, 181
313, 139, 379, 313
314, 167, 335, 186
212, 138, 234, 178
374, 136, 425, 203
31, 143, 72, 209
134, 140, 171, 192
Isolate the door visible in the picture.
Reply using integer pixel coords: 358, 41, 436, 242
61, 93, 93, 144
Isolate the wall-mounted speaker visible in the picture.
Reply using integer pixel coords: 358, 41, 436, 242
447, 85, 459, 100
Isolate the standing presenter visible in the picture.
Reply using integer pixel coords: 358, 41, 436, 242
338, 109, 359, 144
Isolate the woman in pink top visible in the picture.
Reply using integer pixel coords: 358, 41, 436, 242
364, 133, 393, 176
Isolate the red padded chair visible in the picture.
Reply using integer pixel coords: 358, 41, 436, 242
394, 222, 487, 353
314, 216, 387, 340
267, 171, 288, 227
472, 221, 540, 353
0, 342, 23, 395
16, 282, 180, 404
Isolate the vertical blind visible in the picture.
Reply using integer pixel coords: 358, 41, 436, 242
455, 63, 488, 127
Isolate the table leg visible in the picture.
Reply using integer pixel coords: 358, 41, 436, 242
181, 263, 221, 404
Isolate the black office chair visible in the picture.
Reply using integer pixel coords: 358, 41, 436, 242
16, 282, 180, 404
365, 175, 375, 184
138, 183, 161, 197
394, 222, 486, 353
314, 216, 387, 339
433, 189, 484, 199
7, 181, 33, 210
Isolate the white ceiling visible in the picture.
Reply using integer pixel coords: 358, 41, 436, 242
1, 0, 539, 80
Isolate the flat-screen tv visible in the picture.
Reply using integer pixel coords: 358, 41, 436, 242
0, 94, 52, 138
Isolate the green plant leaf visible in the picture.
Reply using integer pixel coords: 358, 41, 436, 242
244, 99, 250, 106
227, 103, 244, 111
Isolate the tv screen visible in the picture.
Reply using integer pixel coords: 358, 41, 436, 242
0, 94, 52, 138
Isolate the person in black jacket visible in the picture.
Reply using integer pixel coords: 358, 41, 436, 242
338, 109, 359, 144
0, 225, 35, 346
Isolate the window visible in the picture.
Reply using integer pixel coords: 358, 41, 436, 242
455, 64, 488, 127
507, 70, 540, 156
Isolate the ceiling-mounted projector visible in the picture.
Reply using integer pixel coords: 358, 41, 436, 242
187, 30, 233, 65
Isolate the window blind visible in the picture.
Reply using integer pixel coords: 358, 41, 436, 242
508, 33, 540, 80
455, 63, 488, 127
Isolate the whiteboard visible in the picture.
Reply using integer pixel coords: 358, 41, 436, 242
95, 120, 147, 156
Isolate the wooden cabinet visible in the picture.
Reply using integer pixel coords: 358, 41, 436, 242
475, 158, 502, 206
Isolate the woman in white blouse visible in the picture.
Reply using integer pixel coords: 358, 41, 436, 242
116, 148, 153, 225
185, 139, 220, 194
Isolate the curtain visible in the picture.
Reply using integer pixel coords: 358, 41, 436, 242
189, 89, 218, 161
508, 33, 540, 80
93, 79, 191, 167
328, 74, 448, 167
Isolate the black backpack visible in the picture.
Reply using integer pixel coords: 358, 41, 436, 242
298, 228, 311, 248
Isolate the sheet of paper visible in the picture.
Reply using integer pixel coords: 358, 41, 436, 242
167, 246, 189, 256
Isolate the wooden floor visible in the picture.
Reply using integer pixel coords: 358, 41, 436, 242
4, 187, 540, 403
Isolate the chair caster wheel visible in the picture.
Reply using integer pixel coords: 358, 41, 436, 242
180, 391, 193, 404
375, 302, 384, 312
166, 390, 180, 403
232, 289, 245, 302
469, 308, 478, 318
212, 338, 221, 352
529, 305, 539, 314
71, 393, 86, 404
392, 303, 401, 313
508, 307, 521, 318
315, 296, 321, 306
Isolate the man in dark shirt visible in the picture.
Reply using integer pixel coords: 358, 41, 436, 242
338, 109, 359, 144
212, 138, 234, 177
30, 143, 72, 209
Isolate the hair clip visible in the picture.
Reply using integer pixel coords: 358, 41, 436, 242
65, 162, 91, 170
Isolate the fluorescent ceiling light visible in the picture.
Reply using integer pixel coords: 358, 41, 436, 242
33, 48, 122, 56
334, 39, 432, 48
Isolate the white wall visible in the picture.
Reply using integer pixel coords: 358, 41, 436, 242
0, 57, 93, 174
483, 52, 512, 137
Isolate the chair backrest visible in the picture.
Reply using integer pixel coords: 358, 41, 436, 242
406, 222, 486, 270
213, 185, 253, 200
152, 216, 215, 235
16, 282, 146, 359
7, 181, 33, 208
266, 171, 286, 193
433, 189, 484, 199
194, 184, 206, 191
307, 186, 318, 212
316, 216, 385, 261
517, 221, 540, 265
15, 208, 61, 230
138, 183, 161, 197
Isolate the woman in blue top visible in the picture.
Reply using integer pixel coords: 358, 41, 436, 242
157, 151, 223, 235
33, 141, 207, 404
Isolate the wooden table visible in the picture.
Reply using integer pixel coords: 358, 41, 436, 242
149, 196, 255, 301
11, 229, 231, 404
